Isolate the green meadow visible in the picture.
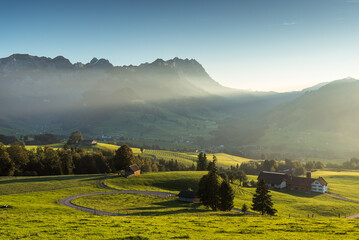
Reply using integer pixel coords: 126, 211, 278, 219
107, 171, 359, 218
312, 170, 359, 202
1, 170, 359, 239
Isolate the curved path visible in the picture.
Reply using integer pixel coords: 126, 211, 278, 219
61, 175, 256, 216
59, 176, 175, 216
324, 192, 359, 219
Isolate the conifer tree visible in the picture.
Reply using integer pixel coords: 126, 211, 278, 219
196, 152, 208, 171
252, 178, 277, 215
219, 180, 234, 211
198, 157, 221, 211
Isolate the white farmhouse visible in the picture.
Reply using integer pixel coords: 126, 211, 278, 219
258, 171, 328, 193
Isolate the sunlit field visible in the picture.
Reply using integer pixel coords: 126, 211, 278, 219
1, 170, 359, 239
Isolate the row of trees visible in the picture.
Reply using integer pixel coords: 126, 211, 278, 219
237, 159, 324, 176
327, 157, 359, 170
0, 142, 195, 176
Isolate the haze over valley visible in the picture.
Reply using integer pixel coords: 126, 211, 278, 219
1, 53, 358, 159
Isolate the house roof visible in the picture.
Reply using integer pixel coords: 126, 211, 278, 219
258, 171, 287, 185
287, 176, 315, 187
316, 177, 328, 186
178, 191, 197, 198
128, 164, 140, 172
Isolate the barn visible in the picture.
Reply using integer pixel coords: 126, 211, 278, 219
126, 164, 141, 177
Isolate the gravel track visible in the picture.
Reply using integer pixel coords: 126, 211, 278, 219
59, 176, 175, 216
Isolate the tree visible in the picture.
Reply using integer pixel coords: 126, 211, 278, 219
241, 203, 248, 213
236, 170, 247, 186
6, 142, 29, 175
113, 145, 135, 171
0, 143, 15, 176
41, 146, 62, 175
207, 155, 217, 171
219, 180, 234, 211
196, 152, 208, 171
198, 158, 221, 211
58, 150, 74, 175
67, 131, 84, 144
252, 179, 277, 215
314, 161, 325, 169
93, 151, 110, 173
293, 166, 306, 176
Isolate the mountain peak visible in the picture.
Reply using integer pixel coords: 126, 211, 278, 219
150, 58, 167, 66
0, 54, 73, 69
85, 57, 113, 69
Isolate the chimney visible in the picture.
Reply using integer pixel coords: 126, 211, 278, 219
306, 171, 311, 179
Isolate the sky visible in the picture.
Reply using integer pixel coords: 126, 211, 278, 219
1, 0, 359, 92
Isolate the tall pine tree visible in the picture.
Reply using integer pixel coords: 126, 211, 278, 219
219, 180, 234, 211
198, 157, 221, 211
251, 178, 277, 215
196, 152, 208, 171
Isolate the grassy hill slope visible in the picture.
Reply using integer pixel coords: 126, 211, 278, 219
1, 171, 359, 239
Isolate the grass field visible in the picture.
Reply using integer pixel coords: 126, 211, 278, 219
0, 174, 103, 195
312, 170, 359, 202
106, 171, 359, 218
72, 193, 215, 216
1, 171, 359, 239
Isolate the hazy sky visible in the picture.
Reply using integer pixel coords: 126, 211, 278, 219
1, 0, 358, 92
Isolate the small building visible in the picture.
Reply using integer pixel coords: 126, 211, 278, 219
257, 171, 328, 193
126, 164, 141, 177
80, 140, 97, 146
178, 191, 200, 203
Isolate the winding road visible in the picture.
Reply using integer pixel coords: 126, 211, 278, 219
60, 176, 253, 216
59, 176, 176, 216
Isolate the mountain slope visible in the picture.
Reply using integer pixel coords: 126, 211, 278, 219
250, 78, 359, 157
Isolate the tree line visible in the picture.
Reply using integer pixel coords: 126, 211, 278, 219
237, 159, 324, 176
326, 157, 359, 170
0, 142, 195, 176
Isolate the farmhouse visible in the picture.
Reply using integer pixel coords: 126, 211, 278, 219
258, 171, 328, 193
178, 191, 200, 203
126, 164, 141, 177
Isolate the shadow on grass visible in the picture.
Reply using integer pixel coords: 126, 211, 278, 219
146, 179, 200, 192
280, 190, 321, 198
120, 199, 209, 216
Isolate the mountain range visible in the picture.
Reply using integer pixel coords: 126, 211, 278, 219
0, 53, 358, 159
